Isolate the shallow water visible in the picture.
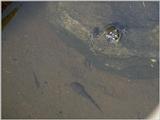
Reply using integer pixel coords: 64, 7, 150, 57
2, 2, 159, 119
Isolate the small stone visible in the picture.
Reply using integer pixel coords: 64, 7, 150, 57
150, 58, 156, 63
105, 63, 109, 66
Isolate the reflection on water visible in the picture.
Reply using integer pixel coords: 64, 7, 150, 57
2, 2, 159, 119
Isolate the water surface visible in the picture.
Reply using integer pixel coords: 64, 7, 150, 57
2, 2, 159, 119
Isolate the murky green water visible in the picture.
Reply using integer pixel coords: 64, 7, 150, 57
2, 2, 159, 119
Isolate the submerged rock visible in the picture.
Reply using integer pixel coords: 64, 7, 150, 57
47, 2, 159, 80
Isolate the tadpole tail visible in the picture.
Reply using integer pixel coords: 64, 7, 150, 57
87, 94, 103, 112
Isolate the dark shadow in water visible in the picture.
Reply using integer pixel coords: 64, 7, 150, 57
51, 24, 159, 81
109, 2, 159, 29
